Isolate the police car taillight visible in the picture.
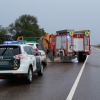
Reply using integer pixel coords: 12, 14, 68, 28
14, 54, 24, 59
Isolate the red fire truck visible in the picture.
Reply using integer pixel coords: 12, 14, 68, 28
43, 29, 91, 62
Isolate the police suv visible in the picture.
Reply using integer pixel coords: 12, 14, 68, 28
26, 42, 47, 66
0, 41, 43, 84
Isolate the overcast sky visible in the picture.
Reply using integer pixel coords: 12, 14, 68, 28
0, 0, 100, 45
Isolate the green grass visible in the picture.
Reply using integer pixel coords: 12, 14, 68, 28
93, 45, 100, 49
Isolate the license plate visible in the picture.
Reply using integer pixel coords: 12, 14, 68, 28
0, 61, 9, 65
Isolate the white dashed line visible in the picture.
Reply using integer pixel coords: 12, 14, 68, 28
66, 55, 89, 100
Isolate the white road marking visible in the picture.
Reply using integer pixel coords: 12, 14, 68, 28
66, 55, 89, 100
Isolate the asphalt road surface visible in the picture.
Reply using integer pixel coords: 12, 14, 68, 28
72, 47, 100, 100
0, 47, 100, 100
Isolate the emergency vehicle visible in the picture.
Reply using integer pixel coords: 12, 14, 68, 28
42, 29, 91, 62
0, 40, 43, 84
17, 36, 47, 66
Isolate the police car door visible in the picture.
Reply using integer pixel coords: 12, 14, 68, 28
24, 46, 36, 71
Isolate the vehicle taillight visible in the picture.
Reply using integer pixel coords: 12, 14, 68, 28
34, 48, 38, 51
13, 54, 24, 59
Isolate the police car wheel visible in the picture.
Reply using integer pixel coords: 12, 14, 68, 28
26, 67, 33, 84
38, 64, 43, 76
43, 60, 47, 66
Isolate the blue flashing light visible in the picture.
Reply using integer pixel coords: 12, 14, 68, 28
3, 41, 18, 44
66, 35, 70, 38
3, 40, 27, 44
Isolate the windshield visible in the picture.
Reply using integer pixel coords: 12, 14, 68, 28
0, 46, 21, 56
36, 44, 43, 50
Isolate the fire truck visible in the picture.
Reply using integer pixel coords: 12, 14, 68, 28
43, 29, 91, 62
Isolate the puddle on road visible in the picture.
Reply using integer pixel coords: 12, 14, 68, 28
47, 58, 78, 63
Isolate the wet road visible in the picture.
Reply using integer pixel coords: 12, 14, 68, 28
0, 47, 100, 100
73, 47, 100, 100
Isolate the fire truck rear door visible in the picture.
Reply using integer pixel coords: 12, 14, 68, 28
73, 36, 84, 51
61, 36, 66, 49
68, 35, 73, 52
84, 36, 89, 51
56, 36, 61, 49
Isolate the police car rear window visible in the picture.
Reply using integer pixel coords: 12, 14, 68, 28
0, 46, 21, 56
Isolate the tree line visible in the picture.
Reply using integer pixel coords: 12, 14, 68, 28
0, 14, 46, 44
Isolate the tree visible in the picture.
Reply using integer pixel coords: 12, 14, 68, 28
8, 14, 46, 40
0, 25, 8, 44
